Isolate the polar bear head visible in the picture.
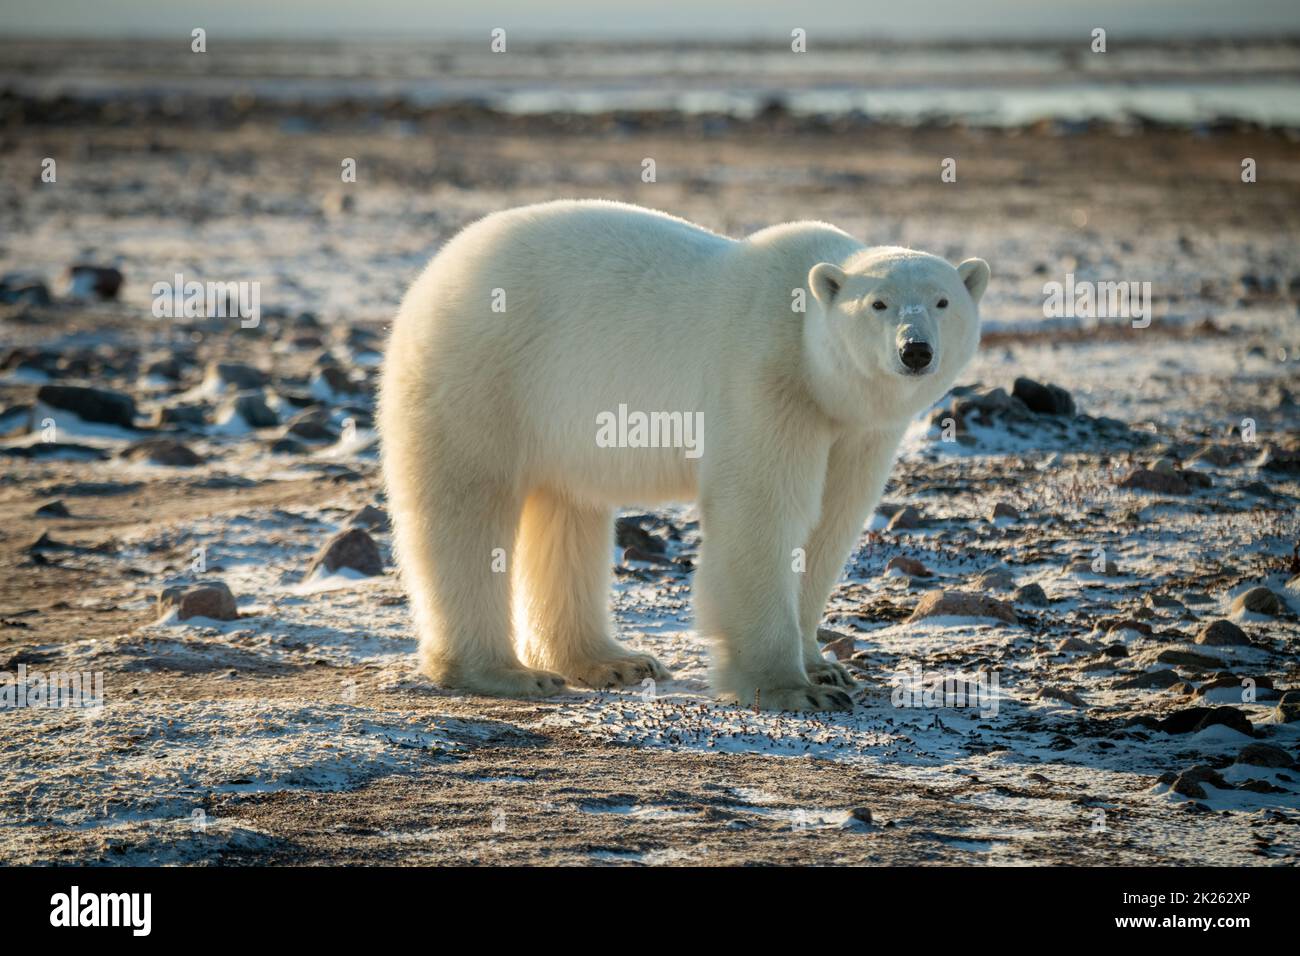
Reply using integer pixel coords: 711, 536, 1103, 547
807, 247, 989, 422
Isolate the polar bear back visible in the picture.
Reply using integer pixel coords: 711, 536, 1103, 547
383, 200, 861, 503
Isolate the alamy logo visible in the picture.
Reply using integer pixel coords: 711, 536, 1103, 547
890, 664, 1000, 718
50, 886, 151, 936
596, 404, 703, 459
1, 664, 103, 709
151, 272, 261, 328
1042, 273, 1151, 328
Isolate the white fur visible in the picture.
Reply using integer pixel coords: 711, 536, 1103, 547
378, 199, 988, 710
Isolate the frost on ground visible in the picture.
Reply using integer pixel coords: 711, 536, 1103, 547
2, 116, 1299, 865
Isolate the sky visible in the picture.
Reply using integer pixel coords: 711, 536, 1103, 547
2, 0, 1299, 40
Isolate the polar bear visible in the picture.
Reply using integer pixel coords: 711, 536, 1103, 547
378, 200, 988, 711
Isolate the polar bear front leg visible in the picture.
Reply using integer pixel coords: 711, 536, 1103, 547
696, 439, 851, 711
798, 428, 905, 690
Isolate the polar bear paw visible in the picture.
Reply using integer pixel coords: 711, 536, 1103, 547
806, 659, 858, 690
566, 652, 671, 690
461, 667, 569, 699
751, 684, 855, 712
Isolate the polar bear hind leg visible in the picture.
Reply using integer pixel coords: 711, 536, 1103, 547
386, 436, 567, 698
514, 488, 670, 689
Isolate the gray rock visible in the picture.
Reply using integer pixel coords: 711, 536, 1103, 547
907, 590, 1017, 625
1012, 377, 1076, 416
1195, 619, 1250, 647
1113, 669, 1181, 690
122, 438, 202, 467
1170, 765, 1227, 799
1231, 587, 1283, 617
1013, 583, 1049, 606
208, 361, 268, 391
887, 506, 923, 531
226, 392, 278, 429
974, 567, 1015, 591
1234, 743, 1294, 769
1275, 690, 1300, 724
36, 384, 136, 428
307, 527, 383, 578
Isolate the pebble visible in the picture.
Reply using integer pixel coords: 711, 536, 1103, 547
1195, 619, 1250, 646
36, 384, 137, 428
307, 527, 383, 578
973, 567, 1015, 590
121, 438, 202, 467
347, 504, 390, 533
884, 555, 931, 577
1011, 377, 1076, 416
1235, 743, 1295, 769
158, 581, 238, 621
1012, 582, 1048, 606
907, 590, 1017, 624
1231, 587, 1284, 617
886, 506, 923, 531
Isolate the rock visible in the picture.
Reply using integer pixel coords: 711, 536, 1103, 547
1231, 587, 1283, 617
66, 264, 123, 300
1012, 377, 1075, 416
1275, 690, 1300, 724
1156, 706, 1253, 736
816, 626, 851, 645
885, 555, 931, 577
950, 386, 1036, 427
907, 590, 1017, 625
347, 504, 389, 532
1118, 467, 1194, 495
989, 501, 1020, 522
1234, 743, 1294, 769
1195, 619, 1250, 647
224, 392, 278, 429
286, 408, 338, 441
0, 273, 51, 305
1100, 617, 1153, 637
1066, 555, 1123, 577
1056, 636, 1094, 653
623, 545, 676, 567
821, 634, 857, 661
36, 384, 136, 428
1170, 765, 1227, 799
1038, 685, 1087, 707
121, 438, 202, 467
1144, 593, 1186, 612
207, 361, 268, 391
1186, 445, 1233, 467
1012, 583, 1048, 606
307, 527, 383, 578
973, 567, 1015, 590
886, 506, 923, 531
315, 365, 361, 396
1113, 669, 1181, 690
615, 516, 665, 555
143, 356, 184, 381
847, 807, 873, 826
1155, 647, 1223, 669
158, 581, 238, 621
156, 403, 209, 427
34, 499, 70, 517
269, 437, 308, 455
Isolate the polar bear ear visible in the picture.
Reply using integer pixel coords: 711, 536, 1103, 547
957, 258, 991, 304
809, 262, 848, 309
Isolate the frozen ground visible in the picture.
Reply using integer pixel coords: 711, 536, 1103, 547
1, 109, 1298, 865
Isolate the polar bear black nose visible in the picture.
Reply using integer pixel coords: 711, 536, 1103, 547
900, 340, 933, 372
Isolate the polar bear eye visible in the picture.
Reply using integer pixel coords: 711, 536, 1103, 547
936, 298, 949, 309
871, 300, 887, 311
